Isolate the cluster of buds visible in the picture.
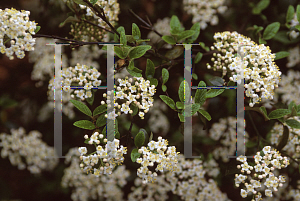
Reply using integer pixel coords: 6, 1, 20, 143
0, 8, 37, 60
102, 76, 156, 120
235, 146, 289, 199
70, 0, 120, 42
78, 131, 127, 176
207, 31, 282, 107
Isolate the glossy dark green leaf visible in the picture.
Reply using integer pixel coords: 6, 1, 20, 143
274, 51, 290, 60
70, 99, 92, 116
131, 148, 141, 162
128, 45, 151, 59
194, 52, 203, 63
286, 119, 300, 129
198, 109, 211, 121
96, 114, 106, 127
263, 22, 280, 40
93, 104, 107, 116
132, 23, 141, 40
268, 109, 290, 119
74, 120, 95, 130
160, 95, 176, 110
205, 89, 225, 99
162, 35, 176, 45
134, 131, 145, 148
286, 5, 295, 23
146, 59, 155, 79
162, 68, 169, 84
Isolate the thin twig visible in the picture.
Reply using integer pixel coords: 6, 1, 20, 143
82, 0, 120, 37
33, 34, 118, 47
129, 9, 162, 37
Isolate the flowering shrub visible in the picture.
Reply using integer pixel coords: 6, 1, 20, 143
1, 1, 300, 201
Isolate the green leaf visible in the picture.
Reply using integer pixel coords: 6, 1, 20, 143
198, 109, 211, 121
90, 0, 98, 5
297, 104, 300, 112
286, 119, 300, 129
162, 35, 176, 45
117, 26, 125, 34
120, 31, 127, 45
274, 51, 290, 60
127, 67, 142, 77
263, 22, 280, 40
115, 131, 120, 139
253, 25, 264, 35
70, 99, 92, 116
131, 148, 141, 162
205, 89, 225, 98
260, 106, 268, 118
295, 25, 300, 31
178, 80, 190, 103
162, 68, 169, 84
114, 46, 125, 59
149, 78, 158, 87
160, 95, 176, 110
268, 109, 291, 119
130, 103, 139, 116
127, 60, 142, 73
96, 114, 106, 127
192, 73, 198, 80
132, 23, 141, 40
286, 5, 295, 23
177, 30, 195, 42
149, 132, 153, 142
252, 0, 270, 15
73, 120, 95, 130
194, 52, 203, 63
170, 15, 183, 35
178, 113, 185, 122
186, 23, 200, 43
277, 125, 289, 151
259, 37, 267, 44
194, 81, 207, 107
165, 45, 184, 60
176, 101, 184, 109
162, 84, 167, 92
86, 93, 94, 106
139, 128, 148, 146
73, 0, 88, 5
209, 76, 224, 86
59, 16, 79, 28
199, 42, 209, 52
84, 138, 90, 144
146, 59, 155, 79
192, 103, 200, 115
126, 35, 135, 43
288, 101, 296, 111
246, 141, 257, 148
134, 131, 145, 148
93, 104, 107, 116
297, 5, 300, 24
128, 45, 151, 59
34, 26, 41, 34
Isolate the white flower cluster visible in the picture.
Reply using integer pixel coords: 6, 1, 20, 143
207, 31, 282, 107
210, 116, 249, 163
0, 8, 37, 60
165, 154, 230, 201
148, 99, 170, 136
102, 76, 156, 120
29, 38, 68, 86
129, 154, 230, 201
287, 46, 300, 68
269, 117, 300, 167
70, 0, 120, 42
48, 63, 102, 102
62, 147, 129, 201
276, 70, 300, 106
78, 132, 127, 176
147, 17, 174, 49
183, 0, 228, 29
0, 127, 58, 174
289, 13, 300, 39
235, 146, 289, 200
135, 136, 180, 183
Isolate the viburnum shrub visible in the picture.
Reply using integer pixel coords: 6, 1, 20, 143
1, 1, 300, 201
